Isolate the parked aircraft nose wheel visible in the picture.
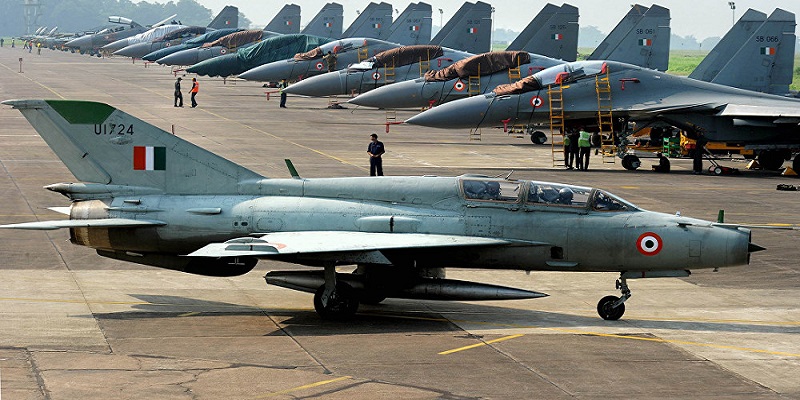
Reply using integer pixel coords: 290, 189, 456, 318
597, 295, 625, 320
622, 155, 640, 170
530, 131, 547, 145
314, 283, 359, 319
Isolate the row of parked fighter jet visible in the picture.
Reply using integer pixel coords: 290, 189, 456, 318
46, 2, 800, 172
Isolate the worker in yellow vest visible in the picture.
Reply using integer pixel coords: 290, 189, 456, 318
577, 127, 592, 170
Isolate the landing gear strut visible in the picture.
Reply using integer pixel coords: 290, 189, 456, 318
597, 276, 631, 320
313, 264, 359, 319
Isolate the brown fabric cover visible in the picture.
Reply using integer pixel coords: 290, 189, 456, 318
424, 51, 531, 82
293, 47, 323, 61
372, 45, 444, 68
492, 74, 539, 95
202, 30, 263, 48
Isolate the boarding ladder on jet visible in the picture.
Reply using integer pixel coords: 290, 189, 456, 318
358, 46, 369, 62
383, 59, 396, 84
548, 83, 566, 167
418, 49, 432, 76
505, 59, 525, 135
469, 128, 482, 141
595, 69, 616, 164
468, 64, 481, 96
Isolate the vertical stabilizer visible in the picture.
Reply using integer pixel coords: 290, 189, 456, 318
385, 2, 433, 45
208, 5, 239, 29
342, 2, 393, 39
706, 9, 795, 95
590, 4, 670, 71
689, 9, 767, 82
509, 4, 579, 62
2, 100, 264, 194
506, 3, 560, 51
302, 3, 344, 39
432, 1, 492, 53
264, 4, 301, 34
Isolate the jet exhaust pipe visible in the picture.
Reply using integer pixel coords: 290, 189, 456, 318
265, 270, 548, 301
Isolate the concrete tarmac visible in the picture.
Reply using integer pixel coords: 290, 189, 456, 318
0, 47, 799, 399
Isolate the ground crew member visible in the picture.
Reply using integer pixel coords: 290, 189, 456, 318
173, 77, 183, 107
36, 42, 41, 55
568, 129, 580, 170
323, 51, 337, 72
577, 127, 592, 170
693, 134, 706, 174
367, 133, 385, 176
1, 38, 4, 47
11, 38, 15, 47
278, 79, 287, 108
563, 130, 571, 169
652, 152, 670, 173
27, 41, 32, 53
190, 78, 199, 108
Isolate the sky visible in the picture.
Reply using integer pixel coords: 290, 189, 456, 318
175, 0, 799, 40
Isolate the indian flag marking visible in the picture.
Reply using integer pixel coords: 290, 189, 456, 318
638, 38, 652, 46
372, 23, 382, 28
133, 146, 166, 171
409, 25, 420, 31
468, 27, 478, 34
324, 22, 333, 28
552, 33, 562, 40
760, 47, 776, 55
285, 20, 292, 26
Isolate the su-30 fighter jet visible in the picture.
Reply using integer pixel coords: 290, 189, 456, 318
2, 99, 768, 320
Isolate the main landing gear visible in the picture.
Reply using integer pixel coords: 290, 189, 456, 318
313, 264, 359, 319
597, 276, 631, 320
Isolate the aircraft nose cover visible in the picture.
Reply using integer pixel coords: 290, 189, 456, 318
187, 34, 335, 78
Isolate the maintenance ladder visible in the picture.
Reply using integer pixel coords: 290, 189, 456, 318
418, 48, 432, 76
468, 64, 481, 96
383, 59, 396, 84
548, 83, 566, 167
358, 46, 369, 62
595, 69, 616, 164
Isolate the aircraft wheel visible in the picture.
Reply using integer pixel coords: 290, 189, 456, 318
597, 295, 625, 320
758, 151, 785, 171
713, 166, 723, 176
622, 155, 640, 170
313, 283, 359, 319
530, 131, 547, 145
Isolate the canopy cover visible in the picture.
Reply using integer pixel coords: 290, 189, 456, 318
424, 51, 531, 82
372, 45, 444, 68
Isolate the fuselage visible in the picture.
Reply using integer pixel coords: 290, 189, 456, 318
65, 176, 751, 273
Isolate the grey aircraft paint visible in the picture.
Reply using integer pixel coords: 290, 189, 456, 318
384, 2, 433, 45
506, 3, 579, 62
589, 4, 671, 72
302, 2, 344, 39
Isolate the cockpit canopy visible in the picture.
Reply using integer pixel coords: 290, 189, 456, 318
459, 177, 638, 212
493, 60, 609, 96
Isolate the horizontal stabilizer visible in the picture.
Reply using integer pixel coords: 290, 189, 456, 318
188, 231, 546, 258
0, 218, 166, 231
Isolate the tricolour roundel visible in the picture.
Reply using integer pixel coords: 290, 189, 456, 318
530, 96, 543, 108
372, 71, 381, 80
636, 232, 663, 256
165, 42, 171, 47
220, 48, 227, 54
453, 80, 466, 92
315, 62, 324, 70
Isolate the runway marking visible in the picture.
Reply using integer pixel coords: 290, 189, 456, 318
252, 375, 351, 398
0, 61, 65, 99
438, 334, 524, 355
178, 311, 199, 317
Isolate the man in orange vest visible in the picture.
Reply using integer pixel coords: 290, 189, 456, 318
190, 78, 199, 108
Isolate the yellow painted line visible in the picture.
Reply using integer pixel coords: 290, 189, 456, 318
620, 186, 639, 189
438, 334, 524, 355
252, 376, 351, 399
0, 60, 65, 99
178, 311, 200, 317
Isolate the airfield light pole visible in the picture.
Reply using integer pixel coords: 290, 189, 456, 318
728, 2, 736, 25
490, 7, 496, 47
439, 8, 443, 28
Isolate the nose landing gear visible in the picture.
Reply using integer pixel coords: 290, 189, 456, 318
597, 276, 631, 320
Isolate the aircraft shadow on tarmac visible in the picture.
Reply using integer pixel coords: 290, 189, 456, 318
85, 294, 800, 337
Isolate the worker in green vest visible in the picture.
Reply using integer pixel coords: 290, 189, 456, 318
577, 127, 592, 170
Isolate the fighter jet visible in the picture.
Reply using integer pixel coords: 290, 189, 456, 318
112, 6, 239, 59
101, 16, 185, 53
1, 99, 766, 320
155, 4, 338, 67
348, 5, 670, 111
432, 1, 492, 54
284, 46, 564, 98
141, 28, 243, 62
380, 2, 433, 45
405, 60, 800, 171
65, 15, 172, 55
689, 8, 795, 95
505, 3, 579, 62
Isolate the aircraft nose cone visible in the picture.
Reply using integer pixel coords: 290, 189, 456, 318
114, 42, 149, 58
102, 38, 129, 52
240, 61, 295, 82
158, 49, 198, 66
405, 95, 494, 129
283, 71, 344, 97
350, 79, 425, 108
65, 36, 89, 49
748, 243, 766, 253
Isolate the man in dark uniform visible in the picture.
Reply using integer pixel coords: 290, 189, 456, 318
174, 77, 183, 107
693, 133, 706, 174
277, 79, 287, 108
367, 133, 385, 176
190, 77, 199, 108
